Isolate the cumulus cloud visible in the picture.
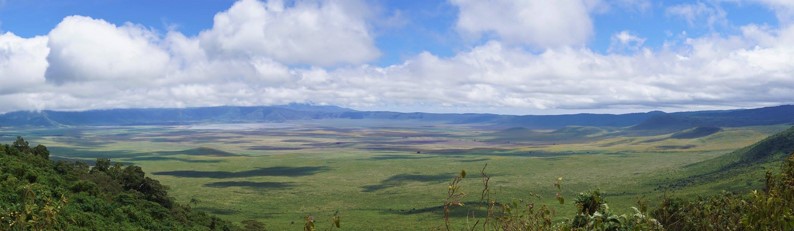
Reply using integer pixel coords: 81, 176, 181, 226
0, 0, 793, 114
162, 31, 296, 91
330, 31, 793, 112
450, 0, 594, 48
45, 16, 170, 85
198, 0, 379, 66
0, 32, 48, 93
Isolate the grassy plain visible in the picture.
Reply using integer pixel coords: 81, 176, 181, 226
0, 121, 787, 230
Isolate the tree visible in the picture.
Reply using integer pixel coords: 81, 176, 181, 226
91, 158, 111, 173
140, 177, 171, 208
121, 165, 146, 191
32, 144, 50, 160
12, 136, 31, 153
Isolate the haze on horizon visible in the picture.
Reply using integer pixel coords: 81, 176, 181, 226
0, 0, 792, 115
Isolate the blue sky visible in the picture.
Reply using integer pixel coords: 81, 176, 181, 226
0, 0, 792, 114
1, 0, 778, 63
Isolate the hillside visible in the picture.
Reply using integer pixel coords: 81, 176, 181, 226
0, 137, 255, 230
695, 126, 794, 170
668, 126, 794, 189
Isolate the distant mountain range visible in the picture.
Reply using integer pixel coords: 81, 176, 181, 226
1, 104, 793, 130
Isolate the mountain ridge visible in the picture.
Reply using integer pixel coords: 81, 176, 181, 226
1, 104, 793, 130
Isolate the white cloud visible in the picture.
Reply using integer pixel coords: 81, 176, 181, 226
198, 0, 379, 66
609, 30, 646, 53
313, 27, 794, 113
45, 16, 170, 85
450, 0, 594, 49
0, 0, 793, 115
666, 2, 727, 29
0, 32, 48, 93
162, 31, 296, 90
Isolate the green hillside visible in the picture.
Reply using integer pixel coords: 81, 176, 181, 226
688, 124, 794, 173
0, 137, 255, 231
711, 126, 794, 165
667, 126, 794, 189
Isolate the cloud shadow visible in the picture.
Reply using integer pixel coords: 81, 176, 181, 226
361, 173, 450, 192
127, 156, 224, 163
153, 166, 329, 178
204, 181, 295, 189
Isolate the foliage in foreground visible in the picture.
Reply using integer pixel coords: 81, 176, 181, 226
438, 165, 662, 231
442, 152, 794, 231
652, 152, 793, 230
0, 137, 251, 231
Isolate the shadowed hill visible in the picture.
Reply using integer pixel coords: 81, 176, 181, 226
630, 114, 698, 132
502, 111, 664, 129
676, 104, 794, 127
632, 105, 794, 132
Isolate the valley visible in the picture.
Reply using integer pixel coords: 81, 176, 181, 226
2, 113, 789, 230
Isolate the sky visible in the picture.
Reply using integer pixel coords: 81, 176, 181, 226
0, 0, 792, 115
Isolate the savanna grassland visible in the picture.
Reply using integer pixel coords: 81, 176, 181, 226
1, 120, 789, 230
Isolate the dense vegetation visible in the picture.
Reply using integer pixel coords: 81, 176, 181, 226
0, 137, 256, 230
